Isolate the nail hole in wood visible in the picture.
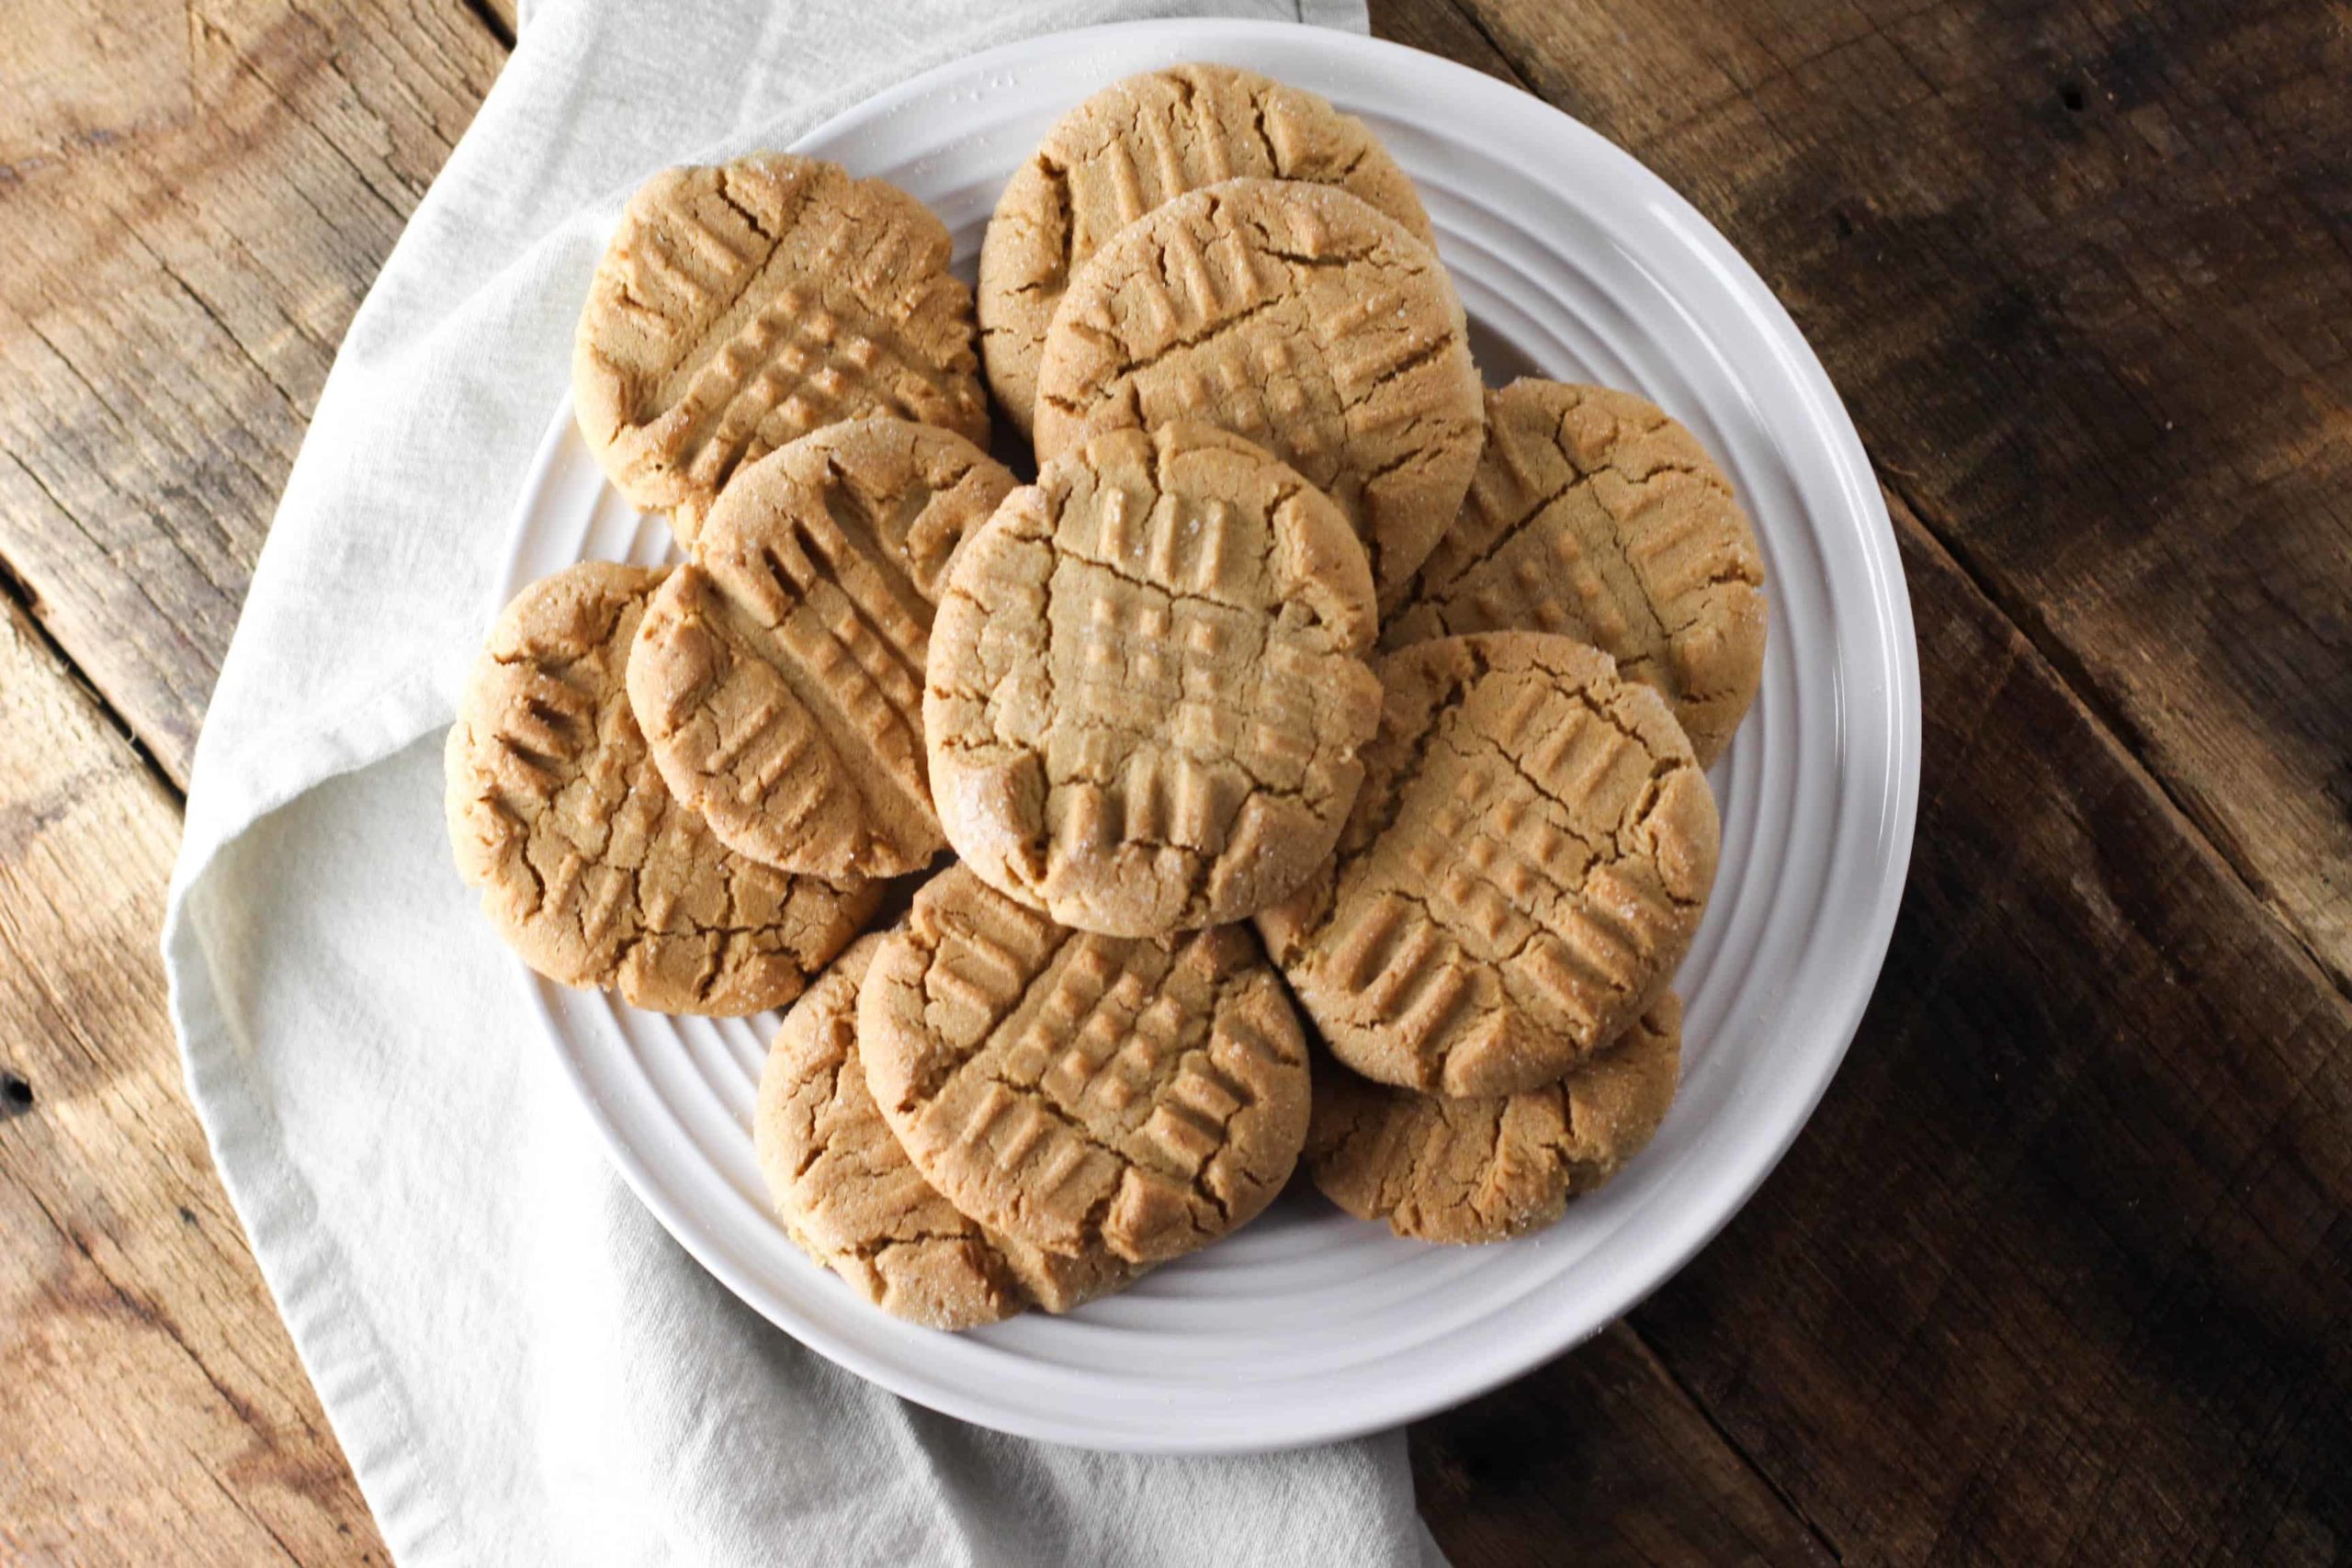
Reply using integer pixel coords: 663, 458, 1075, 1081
2061, 82, 2086, 113
1, 1073, 32, 1118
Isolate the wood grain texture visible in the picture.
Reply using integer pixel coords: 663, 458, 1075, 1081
1414, 1324, 1834, 1567
1625, 498, 2352, 1562
0, 0, 507, 786
1369, 0, 1521, 73
0, 0, 503, 1555
1434, 0, 2352, 993
0, 600, 388, 1563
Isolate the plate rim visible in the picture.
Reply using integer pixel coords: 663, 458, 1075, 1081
499, 14, 1922, 1453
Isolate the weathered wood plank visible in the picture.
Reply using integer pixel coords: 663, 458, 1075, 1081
1624, 494, 2352, 1562
1438, 0, 2352, 991
1415, 1323, 1834, 1566
0, 599, 388, 1563
0, 0, 508, 786
1369, 0, 1521, 74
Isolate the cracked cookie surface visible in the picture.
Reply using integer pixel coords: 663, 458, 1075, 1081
445, 562, 876, 1016
1033, 178, 1482, 610
754, 935, 1132, 1328
978, 62, 1430, 440
1308, 994, 1680, 1244
572, 153, 989, 551
628, 419, 1016, 880
1386, 380, 1767, 765
925, 423, 1383, 936
1256, 632, 1718, 1098
858, 866, 1310, 1266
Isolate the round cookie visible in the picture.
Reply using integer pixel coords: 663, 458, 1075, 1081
754, 935, 1132, 1328
1256, 632, 1719, 1099
1385, 381, 1767, 765
628, 419, 1017, 881
1033, 178, 1483, 609
444, 562, 876, 1016
978, 62, 1432, 440
858, 866, 1310, 1266
925, 422, 1384, 936
573, 153, 989, 551
1308, 995, 1683, 1244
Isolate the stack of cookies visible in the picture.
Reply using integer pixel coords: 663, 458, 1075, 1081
446, 64, 1766, 1329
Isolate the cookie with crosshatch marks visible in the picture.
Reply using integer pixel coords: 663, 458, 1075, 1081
572, 153, 989, 552
924, 422, 1384, 936
1256, 632, 1719, 1099
1385, 380, 1767, 766
1308, 994, 1682, 1245
444, 562, 876, 1016
857, 866, 1310, 1266
754, 935, 1133, 1328
978, 62, 1433, 440
1033, 177, 1482, 609
627, 419, 1016, 881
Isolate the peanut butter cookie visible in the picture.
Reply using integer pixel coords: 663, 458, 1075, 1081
573, 154, 989, 550
1308, 995, 1682, 1244
755, 935, 1132, 1328
1257, 632, 1718, 1098
1385, 381, 1767, 765
628, 419, 1016, 881
925, 423, 1383, 936
445, 562, 876, 1016
1034, 178, 1482, 609
858, 866, 1310, 1266
979, 63, 1431, 439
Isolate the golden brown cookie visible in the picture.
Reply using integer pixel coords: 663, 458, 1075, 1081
627, 419, 1017, 881
1256, 632, 1718, 1098
754, 935, 1132, 1328
1385, 381, 1767, 766
924, 423, 1383, 936
858, 866, 1310, 1266
445, 562, 876, 1016
1033, 178, 1482, 609
978, 63, 1432, 439
572, 154, 989, 551
1308, 995, 1682, 1244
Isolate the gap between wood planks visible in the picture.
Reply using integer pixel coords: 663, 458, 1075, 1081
0, 543, 181, 812
1624, 1315, 1847, 1563
460, 0, 517, 51
1879, 462, 2352, 1018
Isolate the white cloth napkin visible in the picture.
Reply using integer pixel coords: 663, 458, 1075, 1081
161, 1, 1445, 1562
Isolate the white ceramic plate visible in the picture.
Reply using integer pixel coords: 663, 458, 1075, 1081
497, 17, 1918, 1454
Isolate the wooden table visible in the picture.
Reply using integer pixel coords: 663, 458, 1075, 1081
4, 0, 2346, 1560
